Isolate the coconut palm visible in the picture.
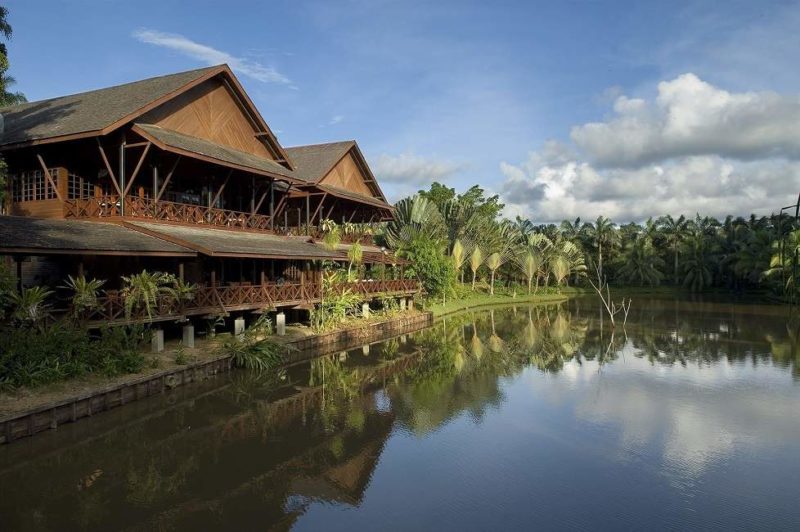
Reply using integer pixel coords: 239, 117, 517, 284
582, 216, 616, 279
658, 214, 690, 285
682, 237, 714, 292
617, 237, 664, 286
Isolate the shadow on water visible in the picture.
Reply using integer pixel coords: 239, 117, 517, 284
1, 296, 799, 530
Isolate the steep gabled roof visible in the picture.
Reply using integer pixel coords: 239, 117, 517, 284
0, 65, 293, 167
284, 140, 390, 205
0, 66, 219, 147
284, 141, 355, 183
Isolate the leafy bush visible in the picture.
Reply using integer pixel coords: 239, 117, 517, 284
403, 237, 456, 301
0, 323, 146, 389
223, 315, 284, 372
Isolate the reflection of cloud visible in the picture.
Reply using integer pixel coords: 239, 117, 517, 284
552, 354, 800, 480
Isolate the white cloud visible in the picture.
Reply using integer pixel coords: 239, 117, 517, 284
132, 29, 292, 85
373, 152, 463, 186
500, 74, 800, 223
329, 115, 344, 125
572, 73, 800, 168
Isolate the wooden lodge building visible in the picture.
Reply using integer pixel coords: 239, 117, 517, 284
0, 64, 417, 334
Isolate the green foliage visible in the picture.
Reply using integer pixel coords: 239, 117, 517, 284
0, 323, 145, 389
403, 237, 456, 301
310, 271, 361, 332
223, 315, 283, 372
8, 286, 52, 326
120, 270, 195, 319
347, 241, 363, 280
0, 6, 25, 107
61, 275, 106, 320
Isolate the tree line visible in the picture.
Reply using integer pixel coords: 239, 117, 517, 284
385, 182, 799, 299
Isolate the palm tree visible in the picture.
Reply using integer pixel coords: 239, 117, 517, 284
517, 250, 543, 294
657, 214, 690, 285
682, 237, 713, 292
617, 237, 664, 286
485, 251, 509, 295
582, 216, 616, 279
385, 195, 446, 252
451, 238, 470, 284
469, 246, 483, 291
765, 229, 800, 297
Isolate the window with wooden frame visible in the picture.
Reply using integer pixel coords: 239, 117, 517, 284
67, 172, 95, 199
10, 169, 59, 202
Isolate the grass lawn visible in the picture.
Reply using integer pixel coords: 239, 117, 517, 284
426, 286, 586, 318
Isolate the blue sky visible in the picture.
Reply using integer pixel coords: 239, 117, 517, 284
6, 0, 800, 221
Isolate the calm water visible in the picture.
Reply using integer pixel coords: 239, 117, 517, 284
2, 296, 800, 531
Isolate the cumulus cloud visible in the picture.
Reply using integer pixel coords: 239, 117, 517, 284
373, 152, 463, 185
572, 73, 800, 168
133, 29, 292, 85
501, 74, 800, 223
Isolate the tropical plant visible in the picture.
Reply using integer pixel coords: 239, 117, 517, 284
8, 286, 52, 325
469, 246, 483, 291
347, 242, 363, 281
61, 275, 106, 320
485, 251, 508, 295
120, 270, 177, 319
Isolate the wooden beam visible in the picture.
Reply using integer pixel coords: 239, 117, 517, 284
35, 153, 63, 201
254, 190, 268, 214
96, 139, 122, 196
324, 199, 337, 220
122, 142, 151, 197
155, 155, 180, 202
210, 169, 233, 208
309, 193, 327, 226
123, 141, 150, 149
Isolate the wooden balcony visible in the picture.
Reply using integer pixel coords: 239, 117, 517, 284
64, 195, 274, 231
84, 279, 419, 325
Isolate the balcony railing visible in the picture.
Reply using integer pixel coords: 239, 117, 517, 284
84, 280, 419, 324
64, 195, 274, 231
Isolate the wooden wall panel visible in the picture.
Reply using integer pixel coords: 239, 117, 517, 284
142, 80, 274, 159
319, 152, 376, 197
11, 199, 63, 218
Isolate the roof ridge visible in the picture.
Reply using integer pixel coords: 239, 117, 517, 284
284, 140, 356, 150
0, 65, 223, 112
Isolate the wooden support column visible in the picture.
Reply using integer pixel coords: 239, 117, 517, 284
269, 180, 275, 230
178, 262, 185, 281
305, 194, 310, 234
119, 141, 126, 216
15, 257, 22, 293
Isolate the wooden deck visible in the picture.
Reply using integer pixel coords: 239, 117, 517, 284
86, 279, 419, 325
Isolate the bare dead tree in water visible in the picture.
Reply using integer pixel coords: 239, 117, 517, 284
587, 263, 631, 329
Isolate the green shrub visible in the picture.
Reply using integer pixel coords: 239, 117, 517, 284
0, 323, 146, 390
